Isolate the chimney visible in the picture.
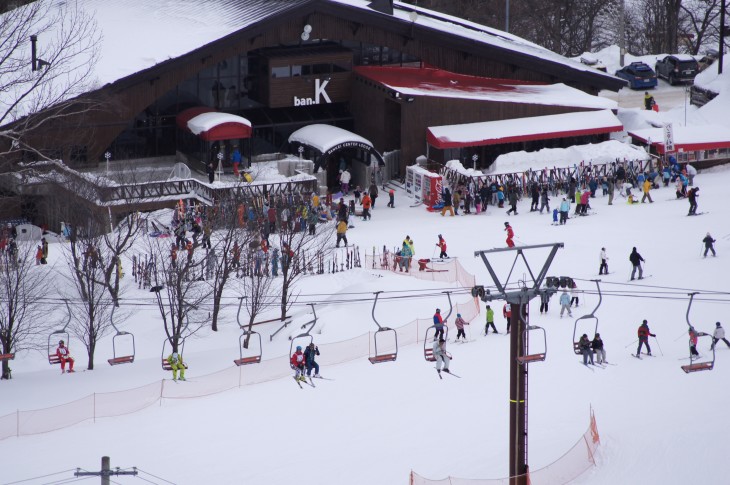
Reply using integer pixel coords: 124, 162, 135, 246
368, 0, 394, 15
30, 34, 37, 71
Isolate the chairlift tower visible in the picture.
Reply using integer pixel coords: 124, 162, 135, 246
472, 243, 563, 485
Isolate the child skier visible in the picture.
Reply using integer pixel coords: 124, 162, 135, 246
290, 345, 306, 382
688, 327, 700, 358
504, 222, 515, 247
485, 305, 497, 334
454, 313, 468, 342
436, 234, 448, 259
166, 351, 185, 381
703, 232, 716, 257
559, 290, 572, 317
433, 338, 451, 375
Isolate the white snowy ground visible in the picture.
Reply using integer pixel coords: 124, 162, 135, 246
2, 161, 729, 484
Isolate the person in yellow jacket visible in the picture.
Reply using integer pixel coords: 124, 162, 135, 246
641, 179, 653, 203
167, 351, 186, 381
336, 220, 348, 247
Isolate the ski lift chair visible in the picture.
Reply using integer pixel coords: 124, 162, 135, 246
234, 297, 262, 366
107, 305, 136, 365
48, 300, 72, 365
681, 293, 715, 373
369, 291, 398, 364
424, 291, 452, 362
572, 280, 602, 354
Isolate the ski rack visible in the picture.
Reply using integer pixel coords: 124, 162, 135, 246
48, 300, 72, 365
572, 280, 602, 355
289, 304, 317, 360
107, 304, 136, 365
424, 291, 452, 362
368, 291, 398, 364
516, 303, 546, 364
234, 297, 262, 366
681, 292, 715, 373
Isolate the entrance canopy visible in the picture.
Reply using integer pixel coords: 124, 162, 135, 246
186, 112, 252, 141
427, 110, 623, 149
628, 125, 730, 154
176, 106, 215, 131
288, 124, 385, 165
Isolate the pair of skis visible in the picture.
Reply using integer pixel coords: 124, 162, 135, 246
436, 368, 461, 379
292, 374, 333, 389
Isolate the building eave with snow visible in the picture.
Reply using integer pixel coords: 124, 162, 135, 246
6, 0, 626, 181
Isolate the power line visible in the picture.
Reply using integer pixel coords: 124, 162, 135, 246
0, 470, 77, 485
136, 469, 176, 485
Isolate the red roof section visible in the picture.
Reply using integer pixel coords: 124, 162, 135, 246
354, 66, 543, 93
176, 106, 215, 130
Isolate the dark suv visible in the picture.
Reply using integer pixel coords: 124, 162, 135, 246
655, 55, 699, 85
614, 62, 658, 89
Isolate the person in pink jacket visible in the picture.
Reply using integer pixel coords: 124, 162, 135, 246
454, 313, 469, 342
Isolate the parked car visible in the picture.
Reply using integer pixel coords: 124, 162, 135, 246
697, 49, 719, 72
614, 62, 658, 89
579, 54, 607, 73
655, 54, 699, 85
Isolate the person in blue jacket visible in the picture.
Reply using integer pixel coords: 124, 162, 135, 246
433, 308, 446, 341
304, 343, 320, 378
559, 290, 572, 317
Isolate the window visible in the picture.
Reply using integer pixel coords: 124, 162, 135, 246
302, 63, 331, 75
292, 65, 302, 76
271, 66, 290, 78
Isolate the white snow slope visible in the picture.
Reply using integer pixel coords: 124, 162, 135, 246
1, 162, 729, 485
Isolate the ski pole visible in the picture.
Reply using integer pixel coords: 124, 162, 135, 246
653, 335, 664, 356
624, 339, 638, 348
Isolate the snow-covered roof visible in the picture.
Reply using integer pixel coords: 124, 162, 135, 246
17, 0, 621, 94
428, 110, 623, 149
288, 124, 373, 154
355, 67, 617, 110
628, 125, 730, 154
187, 113, 251, 135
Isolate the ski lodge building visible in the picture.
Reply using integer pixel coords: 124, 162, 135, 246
7, 0, 625, 190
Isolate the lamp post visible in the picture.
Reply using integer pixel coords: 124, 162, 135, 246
104, 151, 111, 175
684, 85, 690, 126
216, 151, 224, 182
472, 153, 479, 169
298, 145, 304, 160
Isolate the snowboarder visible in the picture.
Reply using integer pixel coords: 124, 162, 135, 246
56, 340, 75, 374
599, 247, 609, 275
504, 222, 515, 248
167, 351, 185, 381
485, 304, 498, 334
304, 343, 320, 378
688, 327, 700, 358
592, 333, 606, 364
711, 322, 730, 350
629, 247, 645, 280
579, 334, 594, 365
454, 313, 469, 342
433, 308, 446, 341
559, 290, 572, 317
539, 291, 550, 314
433, 338, 451, 374
436, 234, 448, 259
290, 345, 307, 382
503, 303, 512, 333
703, 232, 716, 257
636, 320, 656, 356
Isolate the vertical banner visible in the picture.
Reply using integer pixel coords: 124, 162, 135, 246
663, 123, 675, 153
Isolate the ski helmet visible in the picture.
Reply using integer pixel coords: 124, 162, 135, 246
504, 222, 509, 226
717, 322, 722, 327
296, 346, 302, 351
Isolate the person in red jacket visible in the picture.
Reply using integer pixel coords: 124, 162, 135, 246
56, 340, 75, 374
436, 234, 448, 259
504, 222, 515, 248
636, 320, 656, 357
361, 193, 372, 221
290, 345, 306, 382
503, 303, 512, 333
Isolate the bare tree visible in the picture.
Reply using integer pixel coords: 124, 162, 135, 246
0, 0, 99, 164
100, 211, 144, 306
236, 267, 276, 349
680, 0, 722, 54
0, 240, 51, 379
148, 236, 211, 356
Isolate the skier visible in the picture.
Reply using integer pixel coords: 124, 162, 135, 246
636, 320, 656, 356
559, 290, 572, 317
335, 219, 348, 248
539, 291, 550, 314
703, 232, 716, 257
599, 247, 609, 275
592, 333, 606, 364
579, 334, 594, 365
504, 222, 515, 248
688, 327, 700, 358
485, 304, 498, 334
629, 247, 645, 280
56, 340, 75, 374
570, 282, 580, 307
290, 345, 306, 382
454, 313, 469, 342
166, 350, 185, 381
436, 234, 448, 259
559, 197, 570, 225
711, 322, 730, 349
503, 303, 512, 333
304, 343, 321, 378
433, 308, 446, 341
433, 338, 451, 375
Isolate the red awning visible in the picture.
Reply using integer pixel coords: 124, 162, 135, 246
628, 126, 730, 154
186, 112, 252, 141
176, 106, 216, 131
427, 110, 623, 149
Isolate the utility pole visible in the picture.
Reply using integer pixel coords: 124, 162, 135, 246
473, 243, 563, 484
720, 0, 726, 74
619, 0, 626, 67
75, 456, 138, 484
